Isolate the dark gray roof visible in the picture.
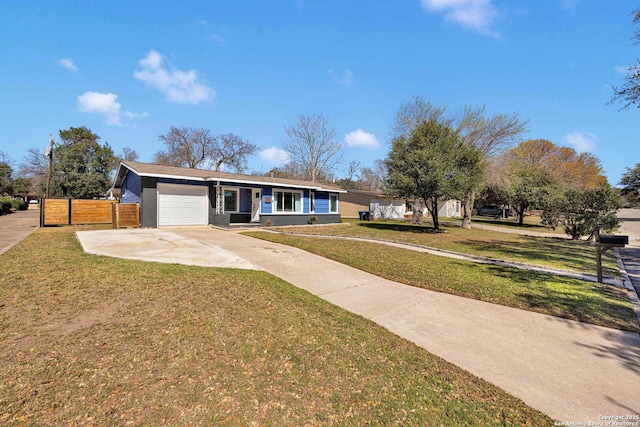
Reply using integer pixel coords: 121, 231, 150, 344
114, 161, 346, 192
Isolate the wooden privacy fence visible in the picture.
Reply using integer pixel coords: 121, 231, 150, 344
111, 203, 140, 228
41, 199, 139, 228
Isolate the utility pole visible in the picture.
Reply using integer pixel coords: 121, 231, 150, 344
45, 134, 54, 198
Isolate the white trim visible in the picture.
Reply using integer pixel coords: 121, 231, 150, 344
329, 194, 340, 213
273, 189, 304, 214
310, 191, 315, 213
119, 163, 346, 192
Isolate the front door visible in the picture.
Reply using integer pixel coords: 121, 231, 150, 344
251, 189, 261, 222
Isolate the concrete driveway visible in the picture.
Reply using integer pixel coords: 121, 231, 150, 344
76, 225, 640, 423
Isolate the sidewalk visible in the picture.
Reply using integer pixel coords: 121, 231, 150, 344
268, 230, 624, 286
164, 226, 640, 423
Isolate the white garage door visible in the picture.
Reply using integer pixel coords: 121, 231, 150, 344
158, 183, 208, 226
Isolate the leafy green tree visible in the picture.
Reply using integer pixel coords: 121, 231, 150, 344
11, 177, 32, 196
510, 170, 558, 226
389, 97, 527, 229
620, 163, 640, 204
50, 126, 118, 199
541, 186, 622, 240
0, 160, 13, 196
385, 120, 484, 230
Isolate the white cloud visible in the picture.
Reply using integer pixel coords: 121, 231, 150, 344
564, 131, 597, 153
561, 0, 579, 11
58, 58, 78, 72
77, 92, 122, 125
328, 68, 354, 86
345, 129, 380, 149
615, 65, 630, 75
123, 111, 150, 119
259, 147, 290, 166
419, 0, 499, 38
77, 91, 149, 126
133, 49, 216, 104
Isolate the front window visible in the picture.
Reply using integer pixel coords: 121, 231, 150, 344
273, 190, 302, 213
224, 189, 238, 212
330, 194, 339, 213
310, 191, 315, 213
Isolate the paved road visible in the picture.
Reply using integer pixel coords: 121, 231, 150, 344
0, 206, 40, 255
618, 209, 640, 297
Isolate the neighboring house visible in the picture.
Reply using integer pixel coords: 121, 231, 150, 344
113, 161, 345, 227
341, 189, 461, 220
341, 190, 413, 220
437, 199, 462, 218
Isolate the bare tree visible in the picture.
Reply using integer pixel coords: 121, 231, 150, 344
156, 127, 214, 168
211, 133, 258, 173
610, 9, 640, 110
0, 150, 12, 164
120, 146, 139, 162
357, 159, 387, 191
283, 114, 343, 182
154, 126, 258, 172
457, 105, 528, 228
390, 95, 450, 140
346, 160, 361, 182
18, 147, 49, 194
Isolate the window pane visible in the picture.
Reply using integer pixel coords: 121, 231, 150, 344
224, 190, 237, 212
294, 193, 301, 212
330, 195, 338, 213
284, 193, 292, 211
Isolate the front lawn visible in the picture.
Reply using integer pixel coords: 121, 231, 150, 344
245, 231, 639, 333
0, 226, 552, 425
273, 219, 620, 278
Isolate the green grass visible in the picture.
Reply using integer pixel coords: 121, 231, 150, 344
0, 226, 552, 425
274, 219, 620, 278
245, 231, 639, 334
462, 214, 562, 233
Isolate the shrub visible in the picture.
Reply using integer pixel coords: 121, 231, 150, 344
11, 198, 28, 211
542, 186, 622, 240
0, 197, 12, 215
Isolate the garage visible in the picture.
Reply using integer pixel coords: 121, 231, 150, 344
157, 183, 208, 226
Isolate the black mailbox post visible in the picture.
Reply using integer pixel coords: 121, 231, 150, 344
593, 229, 628, 283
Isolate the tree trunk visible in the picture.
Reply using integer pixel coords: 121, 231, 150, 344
461, 190, 475, 229
429, 197, 440, 230
518, 204, 526, 225
411, 198, 425, 224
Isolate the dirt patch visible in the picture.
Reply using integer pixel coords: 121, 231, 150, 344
1, 295, 132, 352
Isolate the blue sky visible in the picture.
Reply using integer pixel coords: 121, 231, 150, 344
0, 0, 637, 185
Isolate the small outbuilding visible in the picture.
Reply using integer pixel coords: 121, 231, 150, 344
113, 161, 345, 227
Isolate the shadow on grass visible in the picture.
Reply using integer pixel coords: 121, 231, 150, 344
459, 235, 610, 273
469, 217, 550, 230
358, 222, 440, 234
483, 264, 639, 333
